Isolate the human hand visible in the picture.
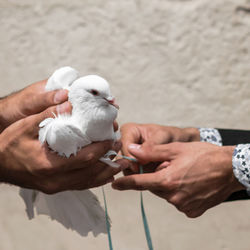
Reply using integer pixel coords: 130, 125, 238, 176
0, 80, 68, 132
112, 142, 245, 218
0, 102, 123, 194
120, 123, 200, 172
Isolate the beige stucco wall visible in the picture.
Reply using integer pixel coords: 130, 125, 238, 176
0, 0, 250, 249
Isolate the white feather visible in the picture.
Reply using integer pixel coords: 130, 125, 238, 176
20, 67, 119, 236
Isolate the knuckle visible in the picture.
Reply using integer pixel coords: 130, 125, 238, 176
164, 174, 179, 191
175, 204, 186, 212
121, 123, 133, 129
131, 178, 144, 190
185, 211, 202, 218
157, 173, 173, 190
185, 212, 198, 218
34, 161, 57, 177
15, 118, 30, 134
84, 152, 96, 164
168, 195, 181, 207
46, 91, 55, 104
44, 106, 56, 117
20, 94, 33, 115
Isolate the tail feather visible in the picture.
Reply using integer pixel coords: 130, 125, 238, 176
20, 189, 108, 236
19, 188, 38, 219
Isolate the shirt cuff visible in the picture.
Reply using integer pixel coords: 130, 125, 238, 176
199, 128, 222, 146
232, 144, 250, 194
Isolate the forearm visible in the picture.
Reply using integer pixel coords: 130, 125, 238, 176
182, 127, 200, 142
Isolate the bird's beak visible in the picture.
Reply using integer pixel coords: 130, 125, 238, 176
105, 97, 119, 109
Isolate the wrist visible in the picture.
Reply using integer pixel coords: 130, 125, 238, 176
182, 127, 200, 142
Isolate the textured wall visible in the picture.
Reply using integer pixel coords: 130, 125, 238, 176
0, 0, 250, 250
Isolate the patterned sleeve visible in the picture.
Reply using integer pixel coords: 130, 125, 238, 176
199, 128, 222, 146
232, 144, 250, 194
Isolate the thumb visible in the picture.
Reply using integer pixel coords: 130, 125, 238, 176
23, 88, 69, 116
128, 142, 177, 164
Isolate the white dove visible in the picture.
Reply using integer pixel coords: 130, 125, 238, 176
20, 66, 119, 236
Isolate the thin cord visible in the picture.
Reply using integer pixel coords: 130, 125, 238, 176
102, 155, 154, 250
102, 187, 113, 250
140, 165, 154, 250
119, 155, 154, 250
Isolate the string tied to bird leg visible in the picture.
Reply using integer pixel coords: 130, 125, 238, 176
102, 151, 154, 250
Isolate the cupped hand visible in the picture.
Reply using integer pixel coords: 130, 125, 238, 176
112, 142, 245, 218
0, 80, 68, 132
0, 102, 122, 194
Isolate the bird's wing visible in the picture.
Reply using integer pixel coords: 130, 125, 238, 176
34, 190, 108, 236
39, 116, 91, 158
45, 66, 79, 91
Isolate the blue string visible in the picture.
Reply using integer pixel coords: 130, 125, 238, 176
119, 155, 154, 250
102, 155, 154, 250
139, 165, 154, 250
102, 187, 113, 250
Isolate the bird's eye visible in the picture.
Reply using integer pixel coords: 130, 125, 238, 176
91, 89, 99, 96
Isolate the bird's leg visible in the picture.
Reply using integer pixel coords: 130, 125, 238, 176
99, 150, 120, 168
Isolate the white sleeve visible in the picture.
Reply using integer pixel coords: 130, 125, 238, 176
199, 128, 222, 146
232, 144, 250, 194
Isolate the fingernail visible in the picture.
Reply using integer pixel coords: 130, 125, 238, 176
54, 89, 68, 104
128, 144, 141, 150
57, 102, 71, 114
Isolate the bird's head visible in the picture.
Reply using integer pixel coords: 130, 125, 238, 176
69, 75, 119, 121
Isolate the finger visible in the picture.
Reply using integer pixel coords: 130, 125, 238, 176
93, 164, 122, 187
22, 86, 69, 116
40, 164, 102, 192
123, 168, 135, 176
43, 140, 113, 173
115, 158, 132, 170
63, 140, 114, 168
45, 161, 120, 191
120, 123, 143, 172
155, 161, 171, 171
127, 143, 178, 164
120, 123, 141, 158
29, 101, 71, 131
112, 172, 161, 191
